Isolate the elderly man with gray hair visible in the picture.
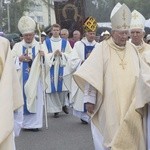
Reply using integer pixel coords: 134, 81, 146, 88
130, 9, 150, 150
60, 28, 69, 40
73, 3, 150, 150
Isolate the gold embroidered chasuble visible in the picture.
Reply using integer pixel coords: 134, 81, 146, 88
74, 37, 146, 150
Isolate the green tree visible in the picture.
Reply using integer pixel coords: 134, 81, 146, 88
90, 0, 150, 22
2, 0, 30, 33
122, 0, 150, 19
11, 0, 31, 33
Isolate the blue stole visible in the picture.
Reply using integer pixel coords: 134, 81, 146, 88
81, 42, 95, 59
22, 46, 35, 115
45, 38, 67, 93
82, 42, 95, 112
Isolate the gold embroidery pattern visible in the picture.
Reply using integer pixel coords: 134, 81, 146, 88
116, 9, 130, 29
122, 9, 126, 21
83, 16, 97, 32
132, 13, 139, 20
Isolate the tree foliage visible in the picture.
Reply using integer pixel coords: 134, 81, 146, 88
85, 0, 150, 22
2, 0, 150, 33
2, 0, 30, 33
11, 0, 31, 32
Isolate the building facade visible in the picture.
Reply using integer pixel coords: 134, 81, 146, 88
24, 0, 56, 28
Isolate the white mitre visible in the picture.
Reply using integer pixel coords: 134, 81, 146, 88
41, 31, 47, 36
130, 10, 145, 30
104, 30, 110, 35
18, 16, 36, 34
101, 32, 104, 36
146, 34, 150, 41
110, 3, 131, 30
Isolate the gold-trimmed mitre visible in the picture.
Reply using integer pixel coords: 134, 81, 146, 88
110, 3, 131, 30
130, 10, 145, 30
83, 16, 97, 32
18, 16, 36, 34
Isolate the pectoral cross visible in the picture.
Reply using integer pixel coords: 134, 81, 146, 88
119, 60, 126, 69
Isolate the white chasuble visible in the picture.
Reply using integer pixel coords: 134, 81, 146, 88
70, 38, 97, 112
0, 37, 23, 150
12, 39, 43, 129
134, 41, 150, 149
73, 37, 147, 150
44, 37, 72, 93
43, 37, 72, 113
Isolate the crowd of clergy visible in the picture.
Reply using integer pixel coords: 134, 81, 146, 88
1, 2, 150, 150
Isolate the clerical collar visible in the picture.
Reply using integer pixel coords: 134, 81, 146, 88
22, 39, 36, 48
108, 37, 126, 51
81, 37, 96, 46
51, 36, 61, 42
135, 40, 145, 53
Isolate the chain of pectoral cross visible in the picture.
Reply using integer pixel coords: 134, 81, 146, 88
114, 49, 127, 69
119, 59, 126, 69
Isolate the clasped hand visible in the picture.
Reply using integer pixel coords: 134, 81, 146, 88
19, 54, 31, 62
86, 102, 95, 114
54, 49, 62, 57
39, 50, 45, 56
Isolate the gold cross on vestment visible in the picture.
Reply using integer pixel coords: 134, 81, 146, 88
122, 9, 126, 20
122, 23, 128, 29
119, 60, 126, 69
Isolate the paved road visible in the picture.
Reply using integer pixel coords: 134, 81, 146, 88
15, 109, 94, 150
